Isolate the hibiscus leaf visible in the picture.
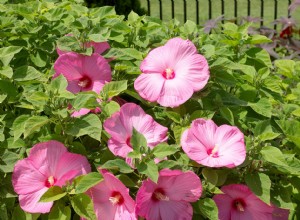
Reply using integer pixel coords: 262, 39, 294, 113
248, 98, 272, 118
101, 159, 133, 173
101, 80, 127, 98
130, 128, 148, 153
73, 172, 103, 194
152, 143, 179, 158
137, 160, 158, 183
245, 173, 271, 205
49, 201, 71, 220
193, 198, 218, 220
70, 193, 96, 220
39, 186, 67, 203
23, 116, 49, 138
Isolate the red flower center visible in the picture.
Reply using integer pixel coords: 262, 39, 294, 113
126, 137, 132, 148
45, 176, 56, 188
207, 144, 219, 158
162, 68, 175, 80
151, 188, 169, 202
232, 198, 246, 212
78, 76, 92, 88
109, 191, 124, 205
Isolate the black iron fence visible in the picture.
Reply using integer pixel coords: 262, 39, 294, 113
140, 0, 295, 28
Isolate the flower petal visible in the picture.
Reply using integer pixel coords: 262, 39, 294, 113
159, 200, 193, 220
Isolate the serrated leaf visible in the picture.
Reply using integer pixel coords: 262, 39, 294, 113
12, 115, 30, 141
130, 128, 148, 153
245, 173, 271, 204
137, 160, 158, 183
39, 186, 66, 202
101, 159, 133, 173
101, 80, 127, 98
193, 198, 218, 220
165, 111, 181, 123
220, 107, 234, 125
24, 116, 49, 138
152, 143, 179, 158
49, 201, 71, 220
73, 172, 103, 194
71, 193, 96, 220
50, 75, 68, 93
248, 98, 272, 118
102, 101, 120, 117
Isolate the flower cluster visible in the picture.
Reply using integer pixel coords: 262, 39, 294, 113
12, 37, 289, 220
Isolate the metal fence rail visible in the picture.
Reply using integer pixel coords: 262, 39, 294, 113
141, 0, 294, 28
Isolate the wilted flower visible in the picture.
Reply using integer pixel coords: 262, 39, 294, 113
88, 170, 137, 220
12, 140, 91, 213
181, 118, 246, 168
289, 0, 300, 13
134, 37, 209, 108
103, 103, 168, 166
54, 52, 111, 94
136, 169, 202, 220
213, 184, 275, 220
203, 15, 224, 34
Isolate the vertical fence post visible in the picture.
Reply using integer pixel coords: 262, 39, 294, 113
247, 0, 251, 16
234, 0, 238, 23
171, 0, 175, 19
183, 0, 187, 22
221, 0, 224, 23
147, 0, 151, 16
274, 0, 278, 29
208, 0, 212, 19
158, 0, 162, 20
288, 0, 291, 17
260, 0, 264, 26
196, 0, 199, 24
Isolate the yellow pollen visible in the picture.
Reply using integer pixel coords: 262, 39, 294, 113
109, 194, 121, 205
48, 176, 55, 186
154, 192, 169, 201
210, 144, 219, 156
78, 79, 89, 87
165, 68, 173, 78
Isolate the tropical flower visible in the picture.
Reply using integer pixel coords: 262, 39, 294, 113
103, 103, 168, 165
135, 169, 202, 220
272, 205, 289, 220
181, 118, 246, 168
87, 169, 137, 220
134, 37, 209, 108
12, 140, 91, 213
213, 184, 275, 220
53, 52, 111, 94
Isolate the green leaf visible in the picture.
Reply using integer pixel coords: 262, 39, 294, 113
50, 75, 68, 93
193, 198, 218, 220
254, 120, 281, 142
117, 174, 136, 187
12, 205, 40, 220
23, 116, 49, 138
0, 46, 22, 66
101, 80, 127, 98
248, 35, 272, 44
130, 128, 148, 153
137, 160, 159, 183
275, 60, 295, 78
165, 111, 181, 123
13, 66, 43, 82
102, 101, 120, 117
219, 107, 234, 125
49, 201, 71, 220
248, 98, 272, 118
29, 50, 47, 67
0, 150, 19, 173
246, 47, 272, 68
245, 173, 271, 204
71, 193, 96, 220
12, 115, 30, 141
72, 93, 98, 110
101, 159, 133, 173
105, 48, 143, 60
65, 114, 102, 141
0, 80, 18, 101
73, 172, 103, 194
260, 146, 287, 167
39, 186, 66, 202
152, 143, 179, 158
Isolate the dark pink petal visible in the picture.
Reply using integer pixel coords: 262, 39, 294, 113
28, 140, 67, 176
85, 41, 110, 55
12, 160, 46, 195
19, 187, 53, 213
158, 169, 202, 202
272, 205, 289, 219
159, 200, 193, 220
213, 194, 232, 220
71, 108, 92, 117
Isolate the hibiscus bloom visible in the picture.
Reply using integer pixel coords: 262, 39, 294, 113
103, 103, 168, 165
213, 184, 274, 220
136, 169, 202, 220
272, 205, 289, 219
12, 140, 91, 213
88, 170, 136, 220
181, 118, 246, 168
54, 52, 111, 94
134, 37, 209, 108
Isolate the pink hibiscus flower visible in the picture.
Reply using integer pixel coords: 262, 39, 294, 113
103, 103, 168, 165
135, 169, 202, 220
87, 169, 137, 220
134, 37, 210, 108
53, 52, 111, 94
181, 118, 246, 168
12, 140, 91, 213
213, 184, 274, 220
271, 205, 289, 220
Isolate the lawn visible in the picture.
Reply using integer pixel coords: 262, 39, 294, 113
140, 0, 300, 28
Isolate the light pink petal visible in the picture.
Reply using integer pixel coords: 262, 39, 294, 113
159, 200, 193, 220
29, 140, 67, 176
12, 159, 46, 195
54, 52, 84, 80
134, 73, 165, 102
89, 181, 111, 204
91, 80, 106, 94
19, 187, 53, 213
115, 205, 137, 220
82, 53, 111, 82
54, 152, 91, 183
104, 111, 130, 142
164, 38, 198, 62
192, 119, 217, 148
71, 108, 91, 117
158, 170, 202, 202
156, 77, 193, 107
94, 201, 117, 220
213, 194, 232, 220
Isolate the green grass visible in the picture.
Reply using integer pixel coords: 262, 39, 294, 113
140, 0, 300, 28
